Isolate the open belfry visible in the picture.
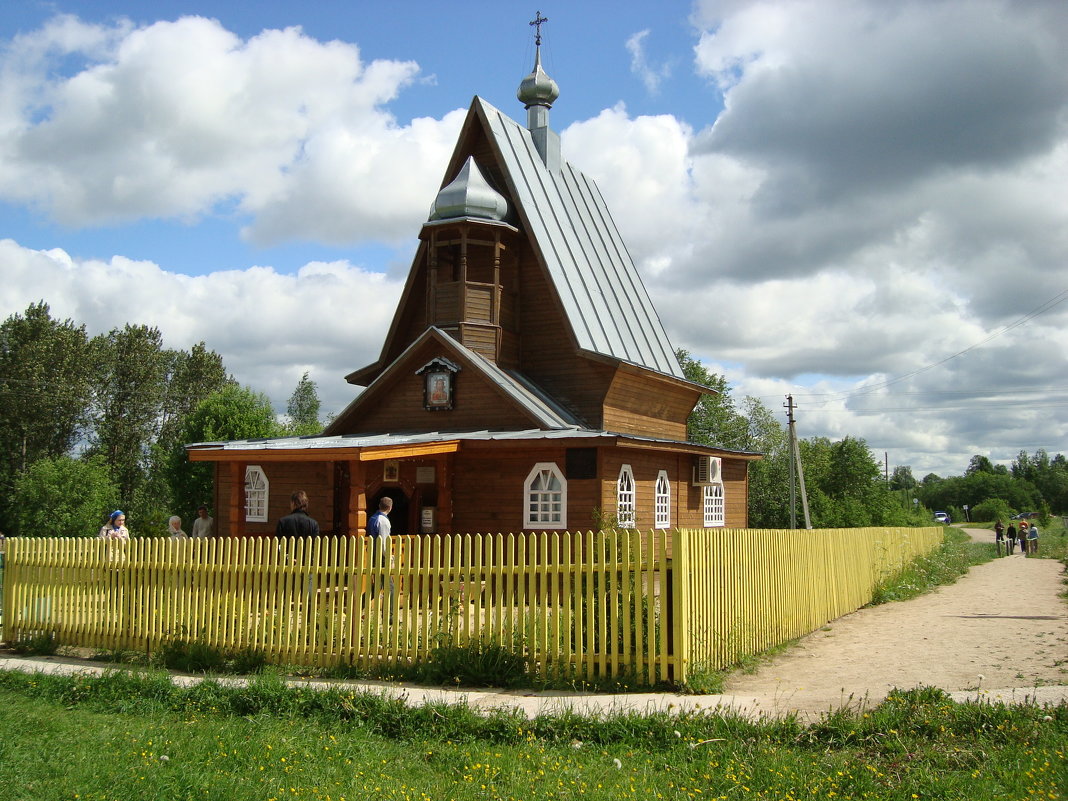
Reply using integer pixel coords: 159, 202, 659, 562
188, 16, 759, 537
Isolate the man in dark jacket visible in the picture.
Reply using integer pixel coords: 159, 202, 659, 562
276, 490, 320, 537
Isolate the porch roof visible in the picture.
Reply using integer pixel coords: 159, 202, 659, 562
186, 428, 762, 463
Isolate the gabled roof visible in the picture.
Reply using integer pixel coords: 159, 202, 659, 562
350, 96, 685, 385
473, 97, 683, 379
327, 327, 584, 435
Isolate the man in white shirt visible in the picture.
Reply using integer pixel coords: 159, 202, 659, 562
191, 505, 214, 537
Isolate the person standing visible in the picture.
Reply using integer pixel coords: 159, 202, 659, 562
366, 497, 394, 600
98, 510, 130, 540
191, 505, 214, 538
1027, 522, 1039, 554
1005, 522, 1016, 555
1018, 524, 1028, 555
167, 516, 188, 539
994, 519, 1005, 556
275, 490, 320, 537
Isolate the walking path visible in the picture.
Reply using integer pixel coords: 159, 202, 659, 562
2, 527, 1066, 720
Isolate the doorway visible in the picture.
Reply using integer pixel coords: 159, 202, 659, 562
370, 487, 411, 535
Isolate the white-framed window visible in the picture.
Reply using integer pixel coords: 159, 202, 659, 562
616, 464, 635, 528
654, 470, 670, 529
703, 482, 725, 527
245, 465, 269, 522
524, 462, 567, 529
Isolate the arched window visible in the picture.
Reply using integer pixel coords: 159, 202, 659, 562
244, 465, 269, 522
616, 464, 635, 528
703, 482, 725, 527
654, 470, 670, 529
524, 462, 567, 529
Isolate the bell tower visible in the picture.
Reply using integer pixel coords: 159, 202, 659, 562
420, 156, 520, 366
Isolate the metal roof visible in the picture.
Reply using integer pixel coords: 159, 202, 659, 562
187, 427, 759, 458
476, 98, 685, 380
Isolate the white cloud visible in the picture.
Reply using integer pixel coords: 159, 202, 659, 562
1, 5, 1066, 480
0, 238, 399, 416
0, 15, 462, 243
625, 29, 672, 95
565, 0, 1068, 477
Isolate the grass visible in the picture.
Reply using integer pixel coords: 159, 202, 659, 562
868, 526, 996, 605
0, 670, 1064, 800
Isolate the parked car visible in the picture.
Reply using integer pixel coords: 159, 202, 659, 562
1011, 512, 1037, 520
934, 511, 951, 524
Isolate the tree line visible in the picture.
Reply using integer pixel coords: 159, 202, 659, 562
0, 302, 322, 537
890, 453, 1067, 525
4, 302, 1057, 537
677, 350, 1066, 527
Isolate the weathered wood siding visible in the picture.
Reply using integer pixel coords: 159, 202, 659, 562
216, 461, 331, 536
602, 369, 698, 440
598, 448, 749, 531
450, 444, 600, 534
515, 242, 614, 426
344, 339, 536, 434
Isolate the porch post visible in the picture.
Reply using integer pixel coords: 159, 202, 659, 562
229, 461, 246, 537
439, 452, 454, 533
348, 459, 367, 536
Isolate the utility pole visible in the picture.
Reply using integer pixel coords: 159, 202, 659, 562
784, 395, 812, 529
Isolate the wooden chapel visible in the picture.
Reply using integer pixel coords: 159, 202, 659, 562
187, 34, 759, 537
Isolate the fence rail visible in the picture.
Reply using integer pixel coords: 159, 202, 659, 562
1, 526, 942, 686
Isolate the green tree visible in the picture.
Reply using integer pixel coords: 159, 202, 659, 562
140, 343, 233, 524
0, 302, 94, 531
740, 396, 790, 528
966, 454, 995, 475
157, 343, 233, 454
285, 371, 322, 436
87, 325, 168, 504
801, 436, 901, 527
677, 349, 748, 449
971, 497, 1012, 523
889, 465, 917, 491
12, 455, 119, 538
167, 386, 280, 517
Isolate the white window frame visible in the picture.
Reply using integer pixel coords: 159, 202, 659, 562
616, 464, 635, 528
654, 470, 671, 529
703, 482, 725, 527
244, 465, 269, 523
524, 462, 567, 529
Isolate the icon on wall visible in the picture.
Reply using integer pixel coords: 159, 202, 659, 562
383, 460, 400, 482
416, 357, 460, 411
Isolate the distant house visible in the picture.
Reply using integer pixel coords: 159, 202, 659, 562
187, 42, 759, 537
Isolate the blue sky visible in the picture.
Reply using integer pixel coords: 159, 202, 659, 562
4, 1, 719, 275
2, 0, 1067, 479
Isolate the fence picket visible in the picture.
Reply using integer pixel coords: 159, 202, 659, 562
1, 527, 942, 687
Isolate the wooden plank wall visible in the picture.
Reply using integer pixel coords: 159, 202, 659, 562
344, 340, 536, 434
217, 462, 331, 536
602, 370, 697, 440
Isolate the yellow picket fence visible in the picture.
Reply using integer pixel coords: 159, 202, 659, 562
1, 526, 941, 686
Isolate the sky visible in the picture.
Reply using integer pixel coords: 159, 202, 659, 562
1, 0, 1066, 481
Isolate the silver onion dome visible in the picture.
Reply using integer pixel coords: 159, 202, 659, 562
429, 156, 509, 221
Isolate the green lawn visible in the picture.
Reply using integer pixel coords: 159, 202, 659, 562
0, 670, 1064, 800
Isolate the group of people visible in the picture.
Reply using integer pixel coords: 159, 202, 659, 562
993, 518, 1039, 556
274, 489, 393, 548
94, 491, 395, 550
96, 505, 215, 541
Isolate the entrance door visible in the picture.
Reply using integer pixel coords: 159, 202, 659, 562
371, 488, 410, 536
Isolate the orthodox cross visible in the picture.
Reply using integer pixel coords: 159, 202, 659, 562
529, 11, 549, 46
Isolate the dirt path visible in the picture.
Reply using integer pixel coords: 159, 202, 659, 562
722, 527, 1068, 717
